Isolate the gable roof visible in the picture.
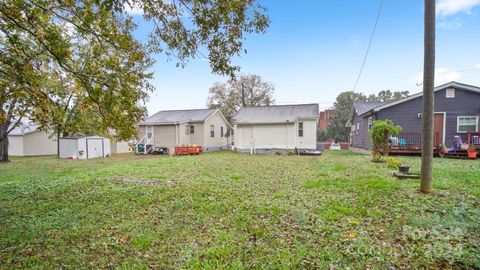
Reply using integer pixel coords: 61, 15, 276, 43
232, 104, 319, 124
372, 81, 480, 113
140, 108, 218, 125
8, 123, 40, 136
353, 101, 386, 116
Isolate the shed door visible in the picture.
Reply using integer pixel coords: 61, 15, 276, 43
86, 138, 104, 159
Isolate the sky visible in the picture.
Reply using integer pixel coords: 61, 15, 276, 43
129, 0, 480, 114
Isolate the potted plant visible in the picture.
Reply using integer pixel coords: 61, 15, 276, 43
467, 145, 477, 159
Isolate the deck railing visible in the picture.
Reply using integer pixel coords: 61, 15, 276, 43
388, 132, 422, 150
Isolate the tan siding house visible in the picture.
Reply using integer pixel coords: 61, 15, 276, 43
138, 109, 232, 153
232, 104, 319, 154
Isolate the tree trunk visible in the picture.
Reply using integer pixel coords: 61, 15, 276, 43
241, 82, 246, 107
0, 122, 11, 163
420, 0, 435, 193
57, 130, 61, 157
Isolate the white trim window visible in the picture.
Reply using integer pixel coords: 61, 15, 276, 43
457, 116, 478, 133
147, 126, 153, 140
185, 125, 190, 135
210, 125, 215, 137
446, 88, 455, 98
220, 126, 224, 137
351, 125, 355, 135
298, 122, 304, 137
190, 125, 195, 135
368, 117, 373, 130
356, 123, 360, 134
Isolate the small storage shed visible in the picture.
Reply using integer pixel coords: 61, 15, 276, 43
59, 136, 111, 159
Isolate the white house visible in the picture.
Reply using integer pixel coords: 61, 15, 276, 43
59, 136, 111, 159
232, 104, 319, 154
138, 108, 233, 154
8, 124, 57, 156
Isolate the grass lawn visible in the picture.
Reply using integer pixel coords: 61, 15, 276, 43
1, 151, 479, 269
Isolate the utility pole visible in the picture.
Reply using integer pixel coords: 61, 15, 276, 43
420, 0, 435, 193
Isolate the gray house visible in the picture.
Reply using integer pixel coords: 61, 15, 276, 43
349, 81, 480, 150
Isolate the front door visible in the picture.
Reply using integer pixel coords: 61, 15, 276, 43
434, 113, 444, 146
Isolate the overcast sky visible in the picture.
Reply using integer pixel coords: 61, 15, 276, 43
130, 0, 480, 115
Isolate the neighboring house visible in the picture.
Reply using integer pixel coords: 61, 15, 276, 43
318, 109, 335, 131
232, 104, 319, 153
8, 124, 57, 156
349, 81, 480, 150
138, 108, 232, 153
110, 140, 131, 154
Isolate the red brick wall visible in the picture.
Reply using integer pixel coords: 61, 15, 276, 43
318, 109, 335, 131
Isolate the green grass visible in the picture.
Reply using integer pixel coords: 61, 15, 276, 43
1, 151, 479, 269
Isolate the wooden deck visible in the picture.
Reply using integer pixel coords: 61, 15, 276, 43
384, 131, 479, 158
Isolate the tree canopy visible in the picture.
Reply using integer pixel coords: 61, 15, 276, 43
0, 0, 270, 161
207, 74, 275, 121
326, 90, 409, 141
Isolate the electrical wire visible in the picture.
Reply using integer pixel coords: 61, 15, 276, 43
352, 0, 384, 92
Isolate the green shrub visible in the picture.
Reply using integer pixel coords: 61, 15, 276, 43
387, 157, 402, 169
368, 119, 402, 161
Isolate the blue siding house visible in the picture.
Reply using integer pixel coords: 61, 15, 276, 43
349, 81, 480, 150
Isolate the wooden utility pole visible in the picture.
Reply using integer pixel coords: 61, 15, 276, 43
420, 0, 435, 193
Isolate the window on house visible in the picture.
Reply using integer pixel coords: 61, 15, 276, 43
457, 116, 478, 133
210, 125, 215, 137
356, 123, 360, 134
147, 126, 153, 139
446, 88, 455, 98
220, 126, 224, 137
298, 122, 304, 137
190, 125, 195, 134
185, 125, 190, 135
368, 117, 373, 130
351, 126, 355, 135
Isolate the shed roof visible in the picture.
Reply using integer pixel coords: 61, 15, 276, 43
8, 124, 40, 136
232, 104, 319, 124
140, 109, 217, 125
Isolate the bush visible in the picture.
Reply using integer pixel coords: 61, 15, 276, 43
387, 157, 402, 169
368, 119, 402, 161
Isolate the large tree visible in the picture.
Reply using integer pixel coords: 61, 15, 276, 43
327, 90, 410, 141
207, 74, 274, 121
0, 0, 269, 162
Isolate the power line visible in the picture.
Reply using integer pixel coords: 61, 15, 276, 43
352, 0, 384, 92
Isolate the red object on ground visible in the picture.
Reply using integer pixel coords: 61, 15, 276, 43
468, 151, 477, 159
175, 146, 202, 155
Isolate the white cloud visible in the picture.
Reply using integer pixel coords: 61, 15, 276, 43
124, 2, 144, 15
437, 0, 480, 16
407, 68, 461, 86
437, 18, 463, 30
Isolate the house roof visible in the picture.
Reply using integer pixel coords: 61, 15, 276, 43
140, 108, 218, 125
372, 81, 480, 113
353, 101, 386, 116
232, 103, 319, 124
8, 123, 40, 136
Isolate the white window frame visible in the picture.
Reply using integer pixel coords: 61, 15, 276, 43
185, 125, 190, 135
190, 125, 195, 135
367, 117, 373, 130
210, 125, 215, 137
457, 116, 479, 133
220, 126, 224, 137
298, 122, 304, 137
356, 123, 359, 134
446, 88, 455, 98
